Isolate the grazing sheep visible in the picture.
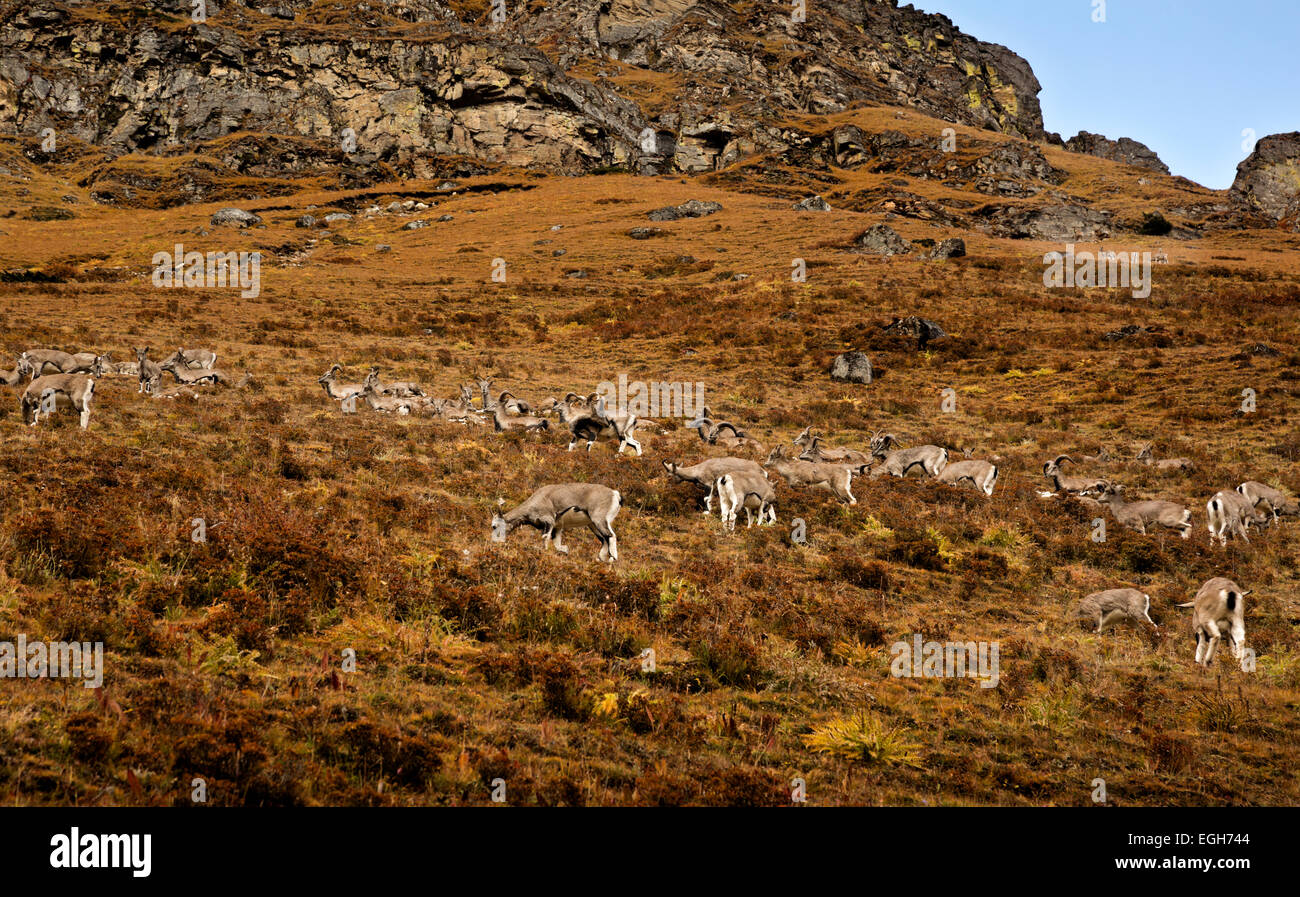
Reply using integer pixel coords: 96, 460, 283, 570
1074, 588, 1156, 633
662, 457, 766, 514
1237, 481, 1299, 521
868, 431, 948, 479
1178, 577, 1248, 667
716, 470, 778, 531
937, 448, 999, 496
490, 484, 622, 562
1206, 489, 1268, 547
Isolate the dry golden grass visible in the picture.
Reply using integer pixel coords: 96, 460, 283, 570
0, 104, 1298, 805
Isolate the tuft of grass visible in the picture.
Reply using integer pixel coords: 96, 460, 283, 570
1194, 687, 1253, 734
803, 713, 924, 768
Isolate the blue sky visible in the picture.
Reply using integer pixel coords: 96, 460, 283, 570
917, 0, 1299, 188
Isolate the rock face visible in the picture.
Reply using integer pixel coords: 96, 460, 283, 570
1, 1, 646, 178
855, 224, 911, 256
648, 200, 722, 221
1065, 132, 1170, 174
210, 208, 261, 227
929, 238, 966, 260
883, 317, 948, 348
829, 352, 873, 385
975, 204, 1112, 241
793, 195, 832, 212
1, 0, 1047, 186
1231, 132, 1300, 222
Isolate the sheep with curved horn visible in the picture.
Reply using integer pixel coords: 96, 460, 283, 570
797, 435, 870, 465
490, 484, 621, 562
764, 444, 863, 505
868, 431, 947, 479
687, 413, 762, 453
496, 390, 532, 415
364, 366, 424, 398
1039, 455, 1107, 498
542, 392, 594, 421
318, 363, 364, 402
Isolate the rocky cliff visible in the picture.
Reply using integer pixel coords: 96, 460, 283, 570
1064, 131, 1169, 174
4, 0, 1295, 230
1231, 131, 1300, 223
1, 0, 1046, 180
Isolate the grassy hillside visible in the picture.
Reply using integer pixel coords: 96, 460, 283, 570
1, 107, 1298, 806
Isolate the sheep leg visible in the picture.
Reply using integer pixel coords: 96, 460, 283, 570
1098, 609, 1127, 632
1230, 623, 1246, 661
594, 520, 617, 562
1203, 621, 1223, 666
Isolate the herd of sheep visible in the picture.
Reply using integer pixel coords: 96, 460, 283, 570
2, 346, 1286, 670
314, 362, 1283, 671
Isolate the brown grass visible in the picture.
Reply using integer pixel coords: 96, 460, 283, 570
0, 103, 1298, 805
